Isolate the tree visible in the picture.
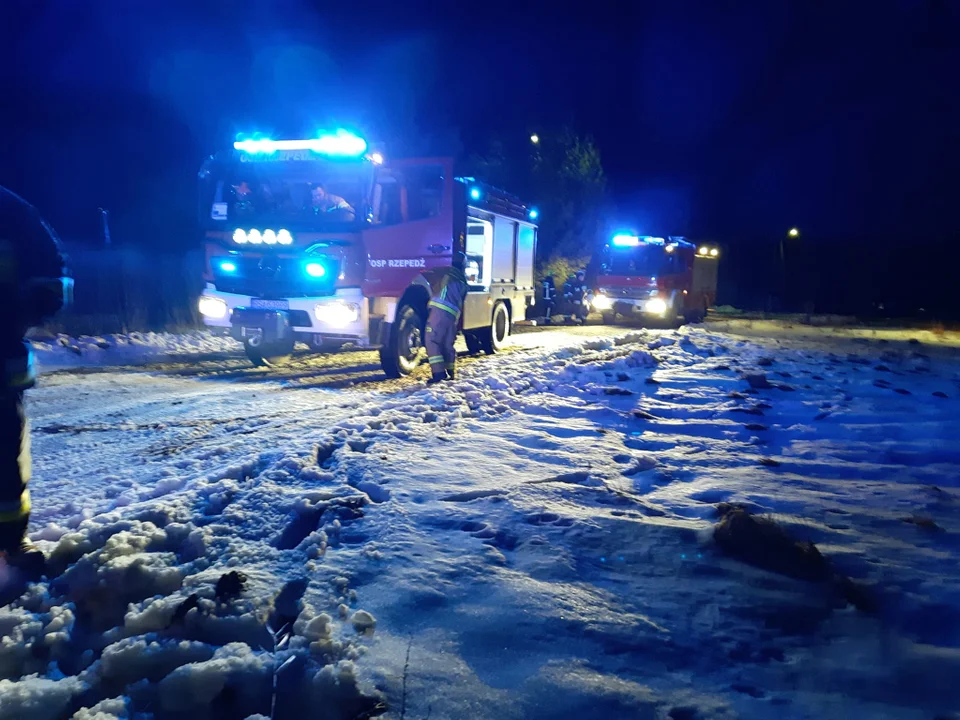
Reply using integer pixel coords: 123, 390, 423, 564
466, 126, 608, 280
532, 128, 607, 277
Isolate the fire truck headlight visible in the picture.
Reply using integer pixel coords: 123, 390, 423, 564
277, 229, 293, 245
315, 301, 360, 328
698, 246, 708, 255
646, 297, 668, 315
592, 294, 613, 311
710, 248, 719, 257
248, 229, 263, 244
232, 229, 248, 244
262, 229, 277, 245
199, 296, 228, 319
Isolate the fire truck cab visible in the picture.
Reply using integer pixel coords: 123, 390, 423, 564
196, 131, 538, 376
591, 234, 719, 326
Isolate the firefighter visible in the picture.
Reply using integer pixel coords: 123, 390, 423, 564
562, 271, 588, 323
541, 275, 557, 324
424, 252, 468, 384
311, 183, 354, 215
0, 186, 71, 574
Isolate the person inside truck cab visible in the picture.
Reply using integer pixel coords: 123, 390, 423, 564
231, 181, 255, 215
311, 184, 354, 217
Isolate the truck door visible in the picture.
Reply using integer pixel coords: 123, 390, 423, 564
362, 158, 455, 298
491, 216, 518, 284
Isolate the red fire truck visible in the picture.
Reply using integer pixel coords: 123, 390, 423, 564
196, 131, 539, 375
590, 234, 719, 325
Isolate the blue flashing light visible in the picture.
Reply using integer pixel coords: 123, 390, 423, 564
304, 262, 326, 278
528, 208, 539, 220
611, 234, 641, 247
469, 187, 482, 201
234, 129, 368, 157
219, 261, 237, 273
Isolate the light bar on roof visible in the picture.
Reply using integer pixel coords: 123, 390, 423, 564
234, 129, 368, 156
611, 234, 641, 247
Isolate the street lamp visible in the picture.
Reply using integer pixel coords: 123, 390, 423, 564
530, 134, 540, 145
788, 227, 799, 238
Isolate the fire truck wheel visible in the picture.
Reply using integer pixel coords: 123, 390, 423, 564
479, 302, 510, 355
244, 337, 295, 367
464, 331, 482, 355
380, 302, 425, 378
683, 303, 707, 325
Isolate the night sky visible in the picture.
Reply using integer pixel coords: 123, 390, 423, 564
2, 1, 958, 315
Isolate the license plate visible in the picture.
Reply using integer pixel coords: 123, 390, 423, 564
251, 298, 289, 310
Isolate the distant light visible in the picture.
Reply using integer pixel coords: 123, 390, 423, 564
305, 262, 326, 278
369, 152, 384, 165
232, 229, 247, 244
469, 187, 482, 201
219, 261, 237, 273
665, 244, 676, 253
262, 229, 277, 245
788, 227, 800, 237
248, 229, 263, 244
528, 208, 539, 220
699, 246, 709, 255
277, 229, 293, 245
530, 134, 540, 145
592, 294, 612, 311
198, 296, 227, 319
234, 129, 368, 156
646, 297, 668, 315
612, 234, 640, 247
710, 248, 719, 257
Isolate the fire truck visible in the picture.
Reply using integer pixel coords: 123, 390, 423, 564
196, 130, 539, 375
590, 234, 719, 325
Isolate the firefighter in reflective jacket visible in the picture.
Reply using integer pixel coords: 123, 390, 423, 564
1, 186, 71, 572
423, 252, 468, 384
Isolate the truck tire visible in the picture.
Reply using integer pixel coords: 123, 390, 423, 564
244, 336, 295, 367
464, 331, 482, 355
478, 302, 510, 355
683, 302, 707, 325
380, 302, 425, 378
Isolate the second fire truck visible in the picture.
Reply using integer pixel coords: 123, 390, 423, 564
591, 233, 719, 326
196, 130, 539, 376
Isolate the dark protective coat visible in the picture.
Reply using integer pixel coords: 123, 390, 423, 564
0, 186, 71, 553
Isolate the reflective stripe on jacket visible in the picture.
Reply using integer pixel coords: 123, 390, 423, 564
426, 266, 468, 319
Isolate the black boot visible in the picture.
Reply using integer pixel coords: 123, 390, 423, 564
1, 519, 45, 581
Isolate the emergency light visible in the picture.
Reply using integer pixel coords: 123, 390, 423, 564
304, 262, 326, 278
469, 187, 482, 201
528, 208, 539, 220
233, 130, 368, 157
611, 234, 640, 247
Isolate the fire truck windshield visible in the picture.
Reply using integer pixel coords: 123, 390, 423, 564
601, 244, 665, 276
203, 160, 374, 229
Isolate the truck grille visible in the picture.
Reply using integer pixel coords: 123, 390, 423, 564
601, 286, 657, 300
213, 256, 339, 298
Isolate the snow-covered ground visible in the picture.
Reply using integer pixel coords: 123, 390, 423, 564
3, 321, 960, 719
